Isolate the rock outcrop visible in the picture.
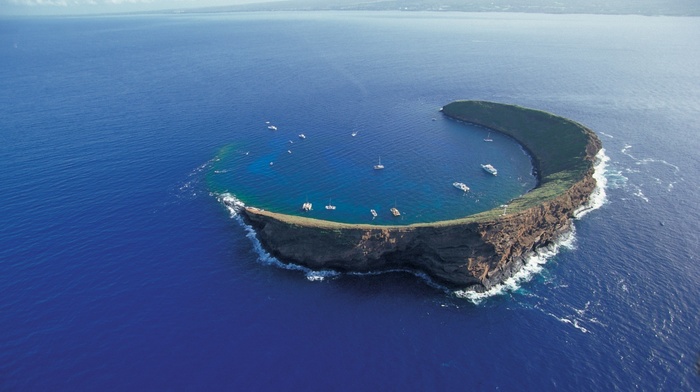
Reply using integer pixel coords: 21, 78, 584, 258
238, 101, 602, 291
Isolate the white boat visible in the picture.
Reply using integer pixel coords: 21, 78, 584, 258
287, 150, 292, 154
370, 209, 378, 218
351, 131, 358, 137
453, 182, 470, 192
298, 133, 306, 139
374, 156, 384, 170
481, 164, 498, 176
390, 207, 400, 217
484, 132, 493, 142
325, 199, 336, 210
302, 202, 312, 211
267, 125, 277, 131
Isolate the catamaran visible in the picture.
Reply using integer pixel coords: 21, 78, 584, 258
298, 133, 306, 139
481, 164, 498, 176
302, 202, 312, 211
390, 207, 400, 217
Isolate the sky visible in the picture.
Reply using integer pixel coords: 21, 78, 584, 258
0, 0, 273, 15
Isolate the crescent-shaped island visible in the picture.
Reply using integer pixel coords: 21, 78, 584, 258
233, 100, 602, 291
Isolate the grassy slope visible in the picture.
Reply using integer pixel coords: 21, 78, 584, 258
441, 100, 593, 215
246, 100, 595, 228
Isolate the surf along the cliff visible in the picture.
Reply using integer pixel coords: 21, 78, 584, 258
230, 100, 602, 292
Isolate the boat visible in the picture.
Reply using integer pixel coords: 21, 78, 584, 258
267, 125, 277, 131
325, 199, 336, 210
484, 132, 493, 142
351, 131, 358, 137
390, 207, 400, 217
373, 156, 384, 170
481, 164, 498, 176
453, 182, 470, 192
288, 150, 292, 154
298, 133, 306, 139
370, 209, 377, 218
302, 202, 312, 211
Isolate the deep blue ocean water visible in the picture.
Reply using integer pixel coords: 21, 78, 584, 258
1, 12, 699, 391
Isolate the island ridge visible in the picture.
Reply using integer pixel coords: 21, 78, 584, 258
232, 100, 602, 291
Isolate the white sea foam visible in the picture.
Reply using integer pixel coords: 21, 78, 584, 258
217, 192, 342, 281
548, 312, 590, 333
218, 148, 607, 299
174, 158, 218, 200
454, 228, 577, 304
456, 148, 608, 304
575, 148, 609, 219
617, 143, 683, 200
306, 270, 341, 281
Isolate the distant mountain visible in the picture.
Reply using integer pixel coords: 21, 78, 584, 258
177, 0, 700, 16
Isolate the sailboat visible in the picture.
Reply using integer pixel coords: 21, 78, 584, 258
325, 198, 336, 210
484, 132, 493, 142
374, 156, 384, 170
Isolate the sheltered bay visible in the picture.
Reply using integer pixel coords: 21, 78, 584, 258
237, 100, 602, 290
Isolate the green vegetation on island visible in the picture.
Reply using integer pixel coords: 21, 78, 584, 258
440, 100, 598, 219
239, 100, 599, 228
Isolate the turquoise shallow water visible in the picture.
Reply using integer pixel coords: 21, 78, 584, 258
208, 106, 536, 224
1, 12, 698, 391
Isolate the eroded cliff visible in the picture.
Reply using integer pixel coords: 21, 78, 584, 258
238, 101, 602, 291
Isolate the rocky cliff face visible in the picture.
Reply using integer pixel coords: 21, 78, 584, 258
242, 164, 597, 291
238, 101, 602, 291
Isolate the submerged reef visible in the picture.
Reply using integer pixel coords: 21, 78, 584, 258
236, 100, 602, 291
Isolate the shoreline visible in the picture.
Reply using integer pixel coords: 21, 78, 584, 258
238, 100, 602, 290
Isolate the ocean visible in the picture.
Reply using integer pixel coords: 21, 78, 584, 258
1, 12, 698, 390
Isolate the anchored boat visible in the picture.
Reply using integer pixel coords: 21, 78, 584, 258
481, 164, 498, 176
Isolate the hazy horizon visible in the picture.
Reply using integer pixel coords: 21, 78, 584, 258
2, 0, 699, 16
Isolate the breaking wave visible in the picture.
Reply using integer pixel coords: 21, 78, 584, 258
454, 228, 578, 304
216, 192, 455, 289
454, 149, 609, 304
216, 148, 608, 302
216, 192, 340, 282
574, 148, 608, 218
